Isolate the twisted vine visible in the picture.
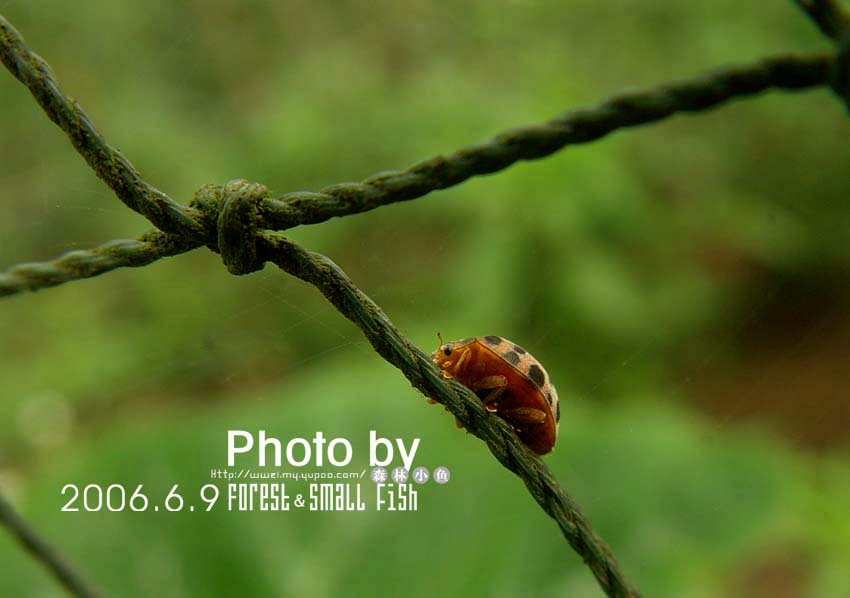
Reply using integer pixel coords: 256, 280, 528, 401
259, 233, 635, 596
192, 181, 640, 594
0, 47, 833, 297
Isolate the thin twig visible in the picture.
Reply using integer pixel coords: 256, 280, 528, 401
0, 230, 195, 297
794, 0, 850, 40
0, 491, 101, 597
793, 1, 850, 110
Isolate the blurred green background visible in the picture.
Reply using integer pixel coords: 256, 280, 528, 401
2, 1, 850, 597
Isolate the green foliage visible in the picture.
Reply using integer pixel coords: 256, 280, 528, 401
1, 1, 850, 596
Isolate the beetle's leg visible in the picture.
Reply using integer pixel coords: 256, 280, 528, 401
451, 347, 471, 377
426, 398, 438, 405
472, 375, 508, 411
504, 406, 547, 424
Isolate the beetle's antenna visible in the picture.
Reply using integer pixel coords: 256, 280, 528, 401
437, 331, 444, 345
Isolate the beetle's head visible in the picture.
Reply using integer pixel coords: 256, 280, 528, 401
431, 333, 468, 374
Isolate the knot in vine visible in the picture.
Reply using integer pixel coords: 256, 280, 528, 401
190, 179, 270, 275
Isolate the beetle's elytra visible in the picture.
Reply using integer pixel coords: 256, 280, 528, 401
431, 335, 559, 455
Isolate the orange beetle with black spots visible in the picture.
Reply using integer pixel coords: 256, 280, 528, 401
431, 335, 560, 455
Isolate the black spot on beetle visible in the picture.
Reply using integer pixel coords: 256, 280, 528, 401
513, 344, 526, 354
503, 350, 520, 366
527, 364, 545, 387
555, 401, 560, 422
545, 391, 553, 406
483, 336, 502, 346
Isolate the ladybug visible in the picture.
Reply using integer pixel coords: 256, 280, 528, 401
431, 335, 560, 455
